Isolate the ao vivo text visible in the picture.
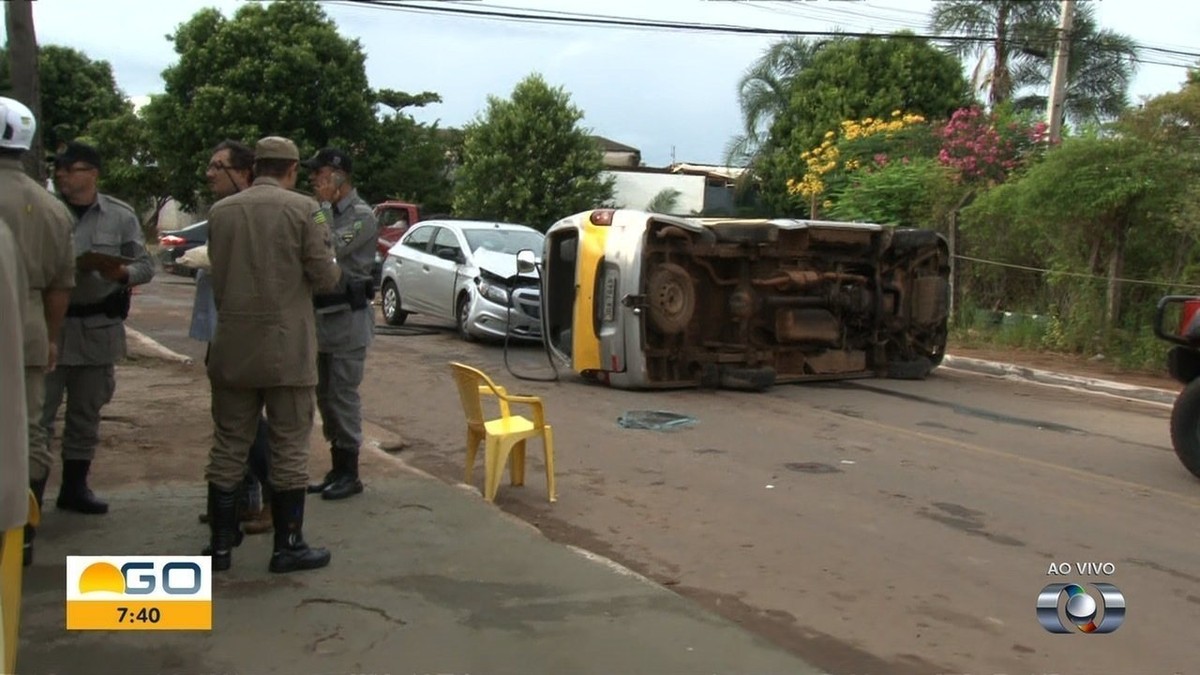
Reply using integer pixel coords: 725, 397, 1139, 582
1046, 562, 1117, 576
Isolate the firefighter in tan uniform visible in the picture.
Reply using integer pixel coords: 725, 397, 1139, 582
204, 136, 342, 574
0, 97, 75, 567
0, 216, 30, 675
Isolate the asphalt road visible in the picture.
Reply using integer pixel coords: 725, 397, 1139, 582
132, 273, 1200, 675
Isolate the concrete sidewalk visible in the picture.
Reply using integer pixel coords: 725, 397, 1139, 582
941, 353, 1179, 407
17, 447, 823, 675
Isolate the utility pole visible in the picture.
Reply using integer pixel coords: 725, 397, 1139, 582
1046, 0, 1075, 143
4, 0, 45, 183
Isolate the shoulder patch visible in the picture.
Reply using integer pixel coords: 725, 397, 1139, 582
340, 230, 356, 244
313, 209, 328, 226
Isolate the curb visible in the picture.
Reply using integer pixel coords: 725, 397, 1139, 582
941, 354, 1179, 407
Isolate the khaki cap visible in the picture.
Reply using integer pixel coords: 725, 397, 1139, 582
255, 136, 299, 161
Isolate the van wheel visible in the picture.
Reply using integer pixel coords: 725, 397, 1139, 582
647, 263, 695, 335
381, 280, 408, 326
456, 295, 474, 342
1169, 378, 1200, 480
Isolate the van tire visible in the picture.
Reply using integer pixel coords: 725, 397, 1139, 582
1169, 378, 1200, 480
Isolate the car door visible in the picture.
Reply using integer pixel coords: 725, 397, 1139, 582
424, 226, 467, 321
393, 224, 436, 314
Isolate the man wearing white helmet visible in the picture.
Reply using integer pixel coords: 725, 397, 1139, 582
0, 96, 77, 567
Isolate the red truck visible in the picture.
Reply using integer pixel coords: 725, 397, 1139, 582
372, 201, 422, 281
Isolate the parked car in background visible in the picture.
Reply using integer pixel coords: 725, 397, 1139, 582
372, 201, 422, 281
378, 219, 545, 342
158, 220, 208, 277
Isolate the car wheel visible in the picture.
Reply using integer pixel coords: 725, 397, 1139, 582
381, 280, 408, 326
456, 294, 474, 342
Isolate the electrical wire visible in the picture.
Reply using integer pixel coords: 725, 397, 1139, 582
502, 269, 559, 382
954, 254, 1200, 291
330, 0, 1200, 70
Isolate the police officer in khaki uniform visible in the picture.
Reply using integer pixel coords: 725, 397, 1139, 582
0, 97, 76, 566
301, 148, 378, 501
42, 141, 153, 515
204, 136, 341, 574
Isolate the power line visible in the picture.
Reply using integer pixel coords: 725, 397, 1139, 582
332, 0, 1200, 69
955, 255, 1200, 291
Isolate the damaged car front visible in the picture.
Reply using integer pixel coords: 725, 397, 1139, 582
464, 247, 543, 342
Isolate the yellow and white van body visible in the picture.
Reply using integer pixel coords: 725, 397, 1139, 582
538, 209, 950, 391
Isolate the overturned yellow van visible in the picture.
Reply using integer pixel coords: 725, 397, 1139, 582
520, 209, 950, 391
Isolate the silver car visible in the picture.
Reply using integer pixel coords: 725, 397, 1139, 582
378, 219, 545, 341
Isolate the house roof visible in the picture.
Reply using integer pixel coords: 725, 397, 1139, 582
669, 163, 747, 180
591, 135, 641, 153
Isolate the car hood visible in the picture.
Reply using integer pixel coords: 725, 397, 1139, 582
472, 248, 540, 283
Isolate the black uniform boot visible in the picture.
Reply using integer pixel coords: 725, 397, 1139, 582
202, 483, 243, 572
322, 451, 363, 501
23, 476, 48, 567
268, 488, 331, 574
306, 449, 343, 494
56, 460, 108, 514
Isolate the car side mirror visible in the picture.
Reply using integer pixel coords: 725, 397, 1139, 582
516, 249, 537, 274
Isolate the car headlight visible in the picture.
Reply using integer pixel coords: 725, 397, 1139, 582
478, 280, 509, 304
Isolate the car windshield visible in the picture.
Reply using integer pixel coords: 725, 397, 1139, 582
463, 228, 543, 256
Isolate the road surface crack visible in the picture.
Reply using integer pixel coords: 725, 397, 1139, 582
298, 598, 407, 625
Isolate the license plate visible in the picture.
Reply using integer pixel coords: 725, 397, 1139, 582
601, 271, 617, 322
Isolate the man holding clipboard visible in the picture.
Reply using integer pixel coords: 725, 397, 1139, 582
40, 141, 155, 515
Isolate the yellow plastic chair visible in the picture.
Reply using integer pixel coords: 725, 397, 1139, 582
1, 489, 40, 675
449, 362, 556, 503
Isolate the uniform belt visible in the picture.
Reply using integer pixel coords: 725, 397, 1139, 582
67, 288, 132, 319
66, 301, 110, 318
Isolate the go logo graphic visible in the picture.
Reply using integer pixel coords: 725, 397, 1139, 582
1036, 582, 1125, 634
66, 556, 212, 631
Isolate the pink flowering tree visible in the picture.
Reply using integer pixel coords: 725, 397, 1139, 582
937, 106, 1050, 186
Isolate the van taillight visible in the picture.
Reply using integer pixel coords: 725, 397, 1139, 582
589, 209, 615, 226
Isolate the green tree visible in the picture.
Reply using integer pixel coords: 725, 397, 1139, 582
452, 73, 613, 231
1009, 2, 1138, 126
758, 33, 971, 213
646, 188, 682, 214
0, 44, 129, 153
80, 110, 171, 240
930, 1, 1137, 127
354, 91, 459, 215
928, 0, 1059, 108
725, 38, 822, 169
964, 136, 1184, 332
142, 1, 375, 210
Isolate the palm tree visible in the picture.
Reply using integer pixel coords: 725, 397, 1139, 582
929, 0, 1060, 107
1010, 2, 1138, 127
724, 37, 823, 169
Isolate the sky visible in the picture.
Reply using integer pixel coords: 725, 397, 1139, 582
5, 0, 1199, 167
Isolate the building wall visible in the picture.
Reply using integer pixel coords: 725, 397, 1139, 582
604, 171, 707, 215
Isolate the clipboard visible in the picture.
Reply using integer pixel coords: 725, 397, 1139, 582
77, 250, 137, 272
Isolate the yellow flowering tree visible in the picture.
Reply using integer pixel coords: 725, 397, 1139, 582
787, 110, 932, 218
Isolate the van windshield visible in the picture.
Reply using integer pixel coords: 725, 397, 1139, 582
463, 229, 544, 256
